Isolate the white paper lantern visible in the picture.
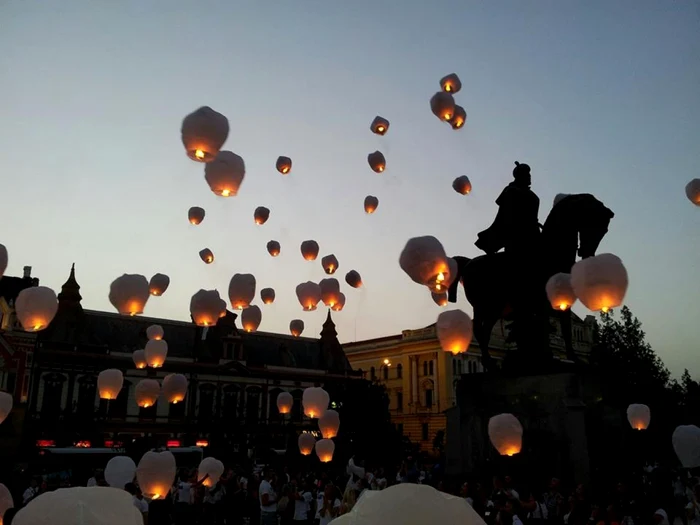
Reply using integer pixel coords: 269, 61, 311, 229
137, 450, 177, 499
440, 73, 462, 94
277, 391, 293, 414
0, 391, 12, 425
321, 254, 339, 275
181, 106, 229, 163
315, 439, 335, 462
146, 325, 164, 341
430, 91, 456, 121
276, 156, 292, 175
135, 379, 160, 408
300, 240, 320, 261
198, 457, 225, 487
260, 288, 276, 305
0, 483, 13, 522
133, 350, 147, 369
450, 105, 467, 130
0, 244, 7, 278
345, 270, 363, 288
571, 253, 628, 312
488, 413, 523, 456
437, 310, 473, 355
546, 273, 577, 311
298, 433, 315, 455
188, 206, 205, 225
302, 387, 329, 418
204, 150, 245, 197
320, 278, 341, 308
97, 369, 124, 400
267, 240, 281, 257
367, 151, 386, 173
296, 282, 322, 311
627, 403, 651, 430
452, 176, 471, 195
109, 274, 150, 316
673, 425, 700, 468
149, 274, 170, 297
399, 236, 457, 293
228, 274, 256, 310
370, 116, 390, 135
431, 292, 448, 307
145, 340, 168, 368
241, 305, 262, 333
331, 293, 346, 312
364, 195, 379, 214
162, 374, 188, 404
254, 206, 270, 225
290, 319, 304, 337
15, 286, 58, 332
105, 456, 136, 489
686, 179, 700, 206
319, 409, 340, 439
190, 289, 226, 327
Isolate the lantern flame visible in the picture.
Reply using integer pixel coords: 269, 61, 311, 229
377, 126, 385, 132
195, 149, 205, 159
221, 189, 230, 197
559, 303, 569, 311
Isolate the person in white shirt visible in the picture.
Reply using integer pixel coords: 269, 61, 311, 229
318, 484, 341, 525
293, 480, 313, 523
125, 482, 149, 515
259, 468, 278, 525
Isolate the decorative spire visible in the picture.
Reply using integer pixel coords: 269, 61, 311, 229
57, 263, 82, 305
320, 309, 337, 340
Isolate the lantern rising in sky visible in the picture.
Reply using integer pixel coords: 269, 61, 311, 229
315, 439, 335, 463
321, 254, 339, 275
364, 195, 379, 214
319, 278, 341, 308
331, 293, 346, 312
146, 324, 164, 341
300, 240, 320, 261
137, 450, 177, 500
452, 175, 471, 195
149, 273, 170, 296
145, 339, 168, 368
109, 274, 150, 316
290, 319, 304, 337
15, 286, 58, 332
276, 391, 293, 415
627, 403, 651, 430
135, 379, 160, 408
449, 105, 467, 130
430, 91, 456, 121
345, 270, 363, 289
298, 433, 315, 456
436, 309, 473, 354
97, 369, 124, 400
199, 248, 215, 264
276, 156, 292, 175
163, 373, 188, 404
0, 244, 6, 278
198, 457, 225, 487
370, 116, 390, 136
260, 288, 276, 305
546, 273, 577, 311
190, 289, 227, 327
254, 206, 270, 225
488, 413, 523, 456
319, 409, 341, 439
399, 236, 457, 293
204, 150, 245, 197
571, 253, 628, 313
431, 292, 448, 307
367, 151, 386, 173
241, 305, 262, 332
267, 240, 281, 257
673, 425, 700, 469
132, 349, 147, 369
188, 206, 205, 225
296, 281, 322, 311
181, 106, 229, 163
686, 179, 700, 206
303, 387, 329, 418
440, 73, 462, 94
228, 273, 256, 310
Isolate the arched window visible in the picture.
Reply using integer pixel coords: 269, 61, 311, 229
370, 367, 376, 380
429, 360, 434, 376
41, 373, 66, 418
382, 366, 389, 380
291, 389, 303, 422
396, 364, 403, 379
76, 375, 97, 417
269, 388, 283, 420
423, 361, 428, 376
246, 387, 262, 424
223, 385, 240, 420
198, 383, 216, 422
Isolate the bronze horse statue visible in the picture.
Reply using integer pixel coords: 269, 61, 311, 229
447, 194, 614, 372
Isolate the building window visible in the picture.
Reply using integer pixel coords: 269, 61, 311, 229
397, 364, 403, 379
429, 360, 434, 376
398, 423, 404, 435
41, 373, 66, 417
76, 376, 97, 417
198, 384, 216, 421
422, 423, 429, 441
370, 367, 376, 380
246, 387, 261, 424
223, 385, 240, 420
396, 391, 403, 411
425, 389, 433, 408
423, 361, 428, 376
382, 366, 389, 380
291, 389, 303, 422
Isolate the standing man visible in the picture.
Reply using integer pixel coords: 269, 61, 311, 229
259, 468, 278, 525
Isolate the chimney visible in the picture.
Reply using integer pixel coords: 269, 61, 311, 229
23, 266, 31, 279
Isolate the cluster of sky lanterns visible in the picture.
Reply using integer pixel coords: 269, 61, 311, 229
430, 73, 467, 130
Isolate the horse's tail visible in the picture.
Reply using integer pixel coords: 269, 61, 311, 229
447, 256, 471, 303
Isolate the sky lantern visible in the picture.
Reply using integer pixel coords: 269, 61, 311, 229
430, 91, 456, 121
267, 240, 281, 257
627, 404, 651, 430
137, 450, 177, 500
0, 392, 13, 425
188, 206, 205, 225
370, 116, 390, 135
431, 292, 448, 307
199, 248, 214, 264
105, 456, 137, 489
97, 369, 124, 400
315, 439, 335, 462
298, 433, 315, 456
571, 253, 628, 312
673, 425, 700, 468
260, 288, 276, 305
319, 409, 340, 439
331, 293, 346, 312
276, 156, 292, 175
15, 286, 58, 332
321, 254, 339, 275
686, 179, 700, 206
228, 273, 256, 310
450, 105, 467, 130
145, 340, 168, 368
198, 457, 225, 488
452, 175, 471, 195
149, 274, 170, 296
133, 349, 147, 369
290, 319, 304, 337
146, 324, 164, 341
367, 151, 386, 173
296, 281, 322, 311
488, 413, 523, 456
0, 244, 6, 278
181, 106, 229, 163
364, 195, 379, 214
135, 379, 160, 408
303, 387, 329, 418
436, 309, 473, 354
109, 274, 150, 316
190, 289, 226, 327
300, 240, 320, 261
277, 391, 294, 414
204, 150, 245, 197
546, 273, 577, 311
162, 374, 188, 404
254, 206, 270, 225
345, 270, 363, 288
320, 278, 341, 308
399, 236, 457, 293
0, 483, 11, 525
440, 73, 462, 93
241, 305, 262, 332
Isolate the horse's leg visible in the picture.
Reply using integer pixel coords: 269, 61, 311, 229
560, 308, 578, 362
473, 311, 497, 372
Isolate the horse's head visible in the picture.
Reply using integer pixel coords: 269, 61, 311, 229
447, 256, 471, 303
578, 203, 614, 259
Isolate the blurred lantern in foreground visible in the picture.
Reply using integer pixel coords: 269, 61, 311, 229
267, 240, 281, 257
241, 305, 262, 332
105, 456, 136, 489
254, 206, 270, 225
440, 73, 462, 93
686, 179, 700, 206
15, 286, 58, 332
0, 392, 13, 425
149, 274, 170, 296
553, 193, 570, 207
452, 176, 471, 196
430, 91, 456, 121
198, 457, 225, 487
315, 439, 335, 463
190, 289, 226, 327
370, 116, 390, 135
260, 288, 276, 304
450, 105, 467, 130
205, 150, 245, 197
296, 282, 322, 311
298, 433, 315, 455
199, 248, 214, 264
290, 319, 304, 337
488, 413, 523, 456
188, 206, 205, 225
147, 324, 164, 341
331, 293, 346, 312
303, 387, 329, 418
364, 195, 379, 214
320, 278, 341, 308
546, 273, 577, 311
319, 409, 340, 439
345, 270, 363, 288
228, 273, 256, 310
163, 374, 188, 404
571, 253, 628, 312
145, 339, 168, 368
321, 254, 339, 275
277, 391, 294, 414
132, 350, 147, 369
399, 236, 457, 293
436, 309, 473, 354
276, 156, 292, 175
97, 369, 124, 400
137, 450, 177, 500
673, 425, 700, 468
135, 379, 160, 408
181, 106, 229, 163
367, 151, 386, 173
109, 274, 150, 316
431, 292, 448, 307
627, 403, 651, 430
0, 244, 6, 278
300, 240, 320, 261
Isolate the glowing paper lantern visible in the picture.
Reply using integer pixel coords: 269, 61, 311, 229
296, 282, 322, 311
673, 425, 700, 468
276, 156, 292, 175
368, 151, 386, 173
430, 91, 456, 121
0, 244, 7, 278
241, 305, 262, 332
399, 236, 458, 293
260, 288, 276, 305
190, 289, 226, 327
364, 195, 379, 214
97, 369, 124, 400
431, 292, 448, 307
298, 433, 315, 455
440, 73, 462, 94
137, 450, 177, 499
321, 254, 339, 275
290, 319, 304, 337
132, 350, 147, 369
345, 270, 363, 288
320, 278, 341, 308
109, 274, 150, 316
146, 325, 164, 341
254, 206, 270, 225
450, 105, 466, 130
452, 175, 471, 195
228, 273, 256, 310
198, 457, 225, 487
302, 387, 329, 418
331, 293, 346, 312
15, 286, 58, 332
199, 248, 214, 264
370, 116, 390, 136
686, 179, 700, 206
627, 403, 651, 430
162, 374, 188, 404
546, 273, 577, 311
148, 274, 170, 297
436, 309, 473, 355
277, 391, 293, 414
300, 240, 320, 261
181, 106, 229, 163
145, 340, 168, 368
0, 483, 14, 522
0, 392, 13, 425
571, 253, 628, 312
267, 240, 281, 257
488, 413, 523, 456
204, 150, 245, 197
319, 409, 340, 439
105, 456, 136, 489
315, 439, 335, 462
134, 379, 160, 408
188, 206, 205, 225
